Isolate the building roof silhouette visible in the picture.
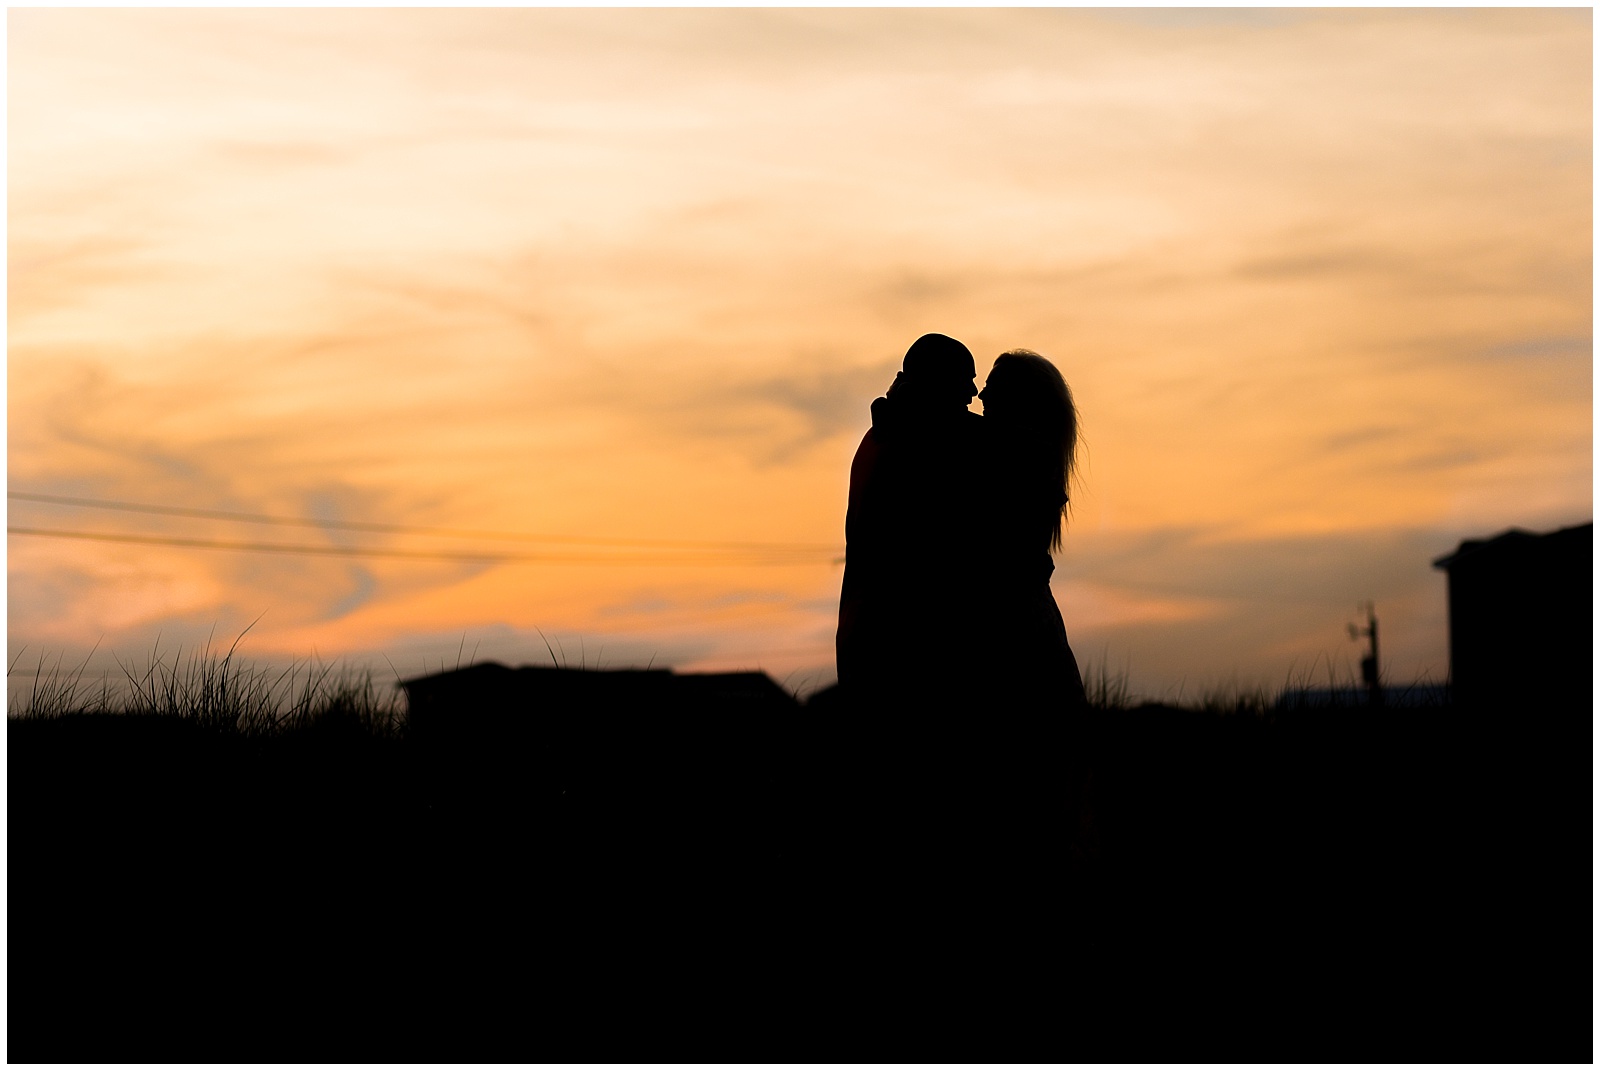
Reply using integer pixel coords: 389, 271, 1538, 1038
1432, 521, 1592, 711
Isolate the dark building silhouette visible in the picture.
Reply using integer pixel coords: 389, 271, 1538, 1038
401, 661, 798, 789
402, 661, 797, 737
400, 659, 800, 778
399, 663, 802, 847
1432, 522, 1593, 712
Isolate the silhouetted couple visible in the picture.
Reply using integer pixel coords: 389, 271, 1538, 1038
837, 332, 1088, 716
830, 332, 1092, 897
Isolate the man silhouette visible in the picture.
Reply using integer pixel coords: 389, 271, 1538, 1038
836, 333, 983, 711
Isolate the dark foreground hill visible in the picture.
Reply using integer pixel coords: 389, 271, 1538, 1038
8, 666, 1591, 1060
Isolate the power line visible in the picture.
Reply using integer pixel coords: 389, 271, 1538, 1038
8, 526, 841, 566
8, 490, 841, 554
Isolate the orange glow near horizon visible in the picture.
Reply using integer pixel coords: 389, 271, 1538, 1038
8, 9, 1591, 698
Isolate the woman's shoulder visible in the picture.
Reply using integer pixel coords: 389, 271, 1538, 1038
977, 418, 1036, 469
977, 415, 1025, 445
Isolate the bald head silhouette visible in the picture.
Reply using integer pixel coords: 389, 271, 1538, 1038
891, 333, 978, 410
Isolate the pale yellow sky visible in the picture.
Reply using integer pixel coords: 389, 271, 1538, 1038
8, 9, 1591, 697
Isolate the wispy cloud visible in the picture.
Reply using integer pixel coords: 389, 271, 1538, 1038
1234, 247, 1405, 281
1482, 335, 1592, 360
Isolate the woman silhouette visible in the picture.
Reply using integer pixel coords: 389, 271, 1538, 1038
956, 348, 1097, 885
974, 349, 1088, 712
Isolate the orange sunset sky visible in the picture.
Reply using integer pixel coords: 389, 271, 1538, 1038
8, 8, 1592, 699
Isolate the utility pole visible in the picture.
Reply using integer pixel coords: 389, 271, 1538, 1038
1347, 601, 1382, 707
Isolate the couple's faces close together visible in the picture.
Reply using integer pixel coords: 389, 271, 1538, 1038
977, 364, 1018, 419
909, 344, 1021, 418
928, 368, 1017, 416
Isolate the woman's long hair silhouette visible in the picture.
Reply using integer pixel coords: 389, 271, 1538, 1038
980, 348, 1080, 551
